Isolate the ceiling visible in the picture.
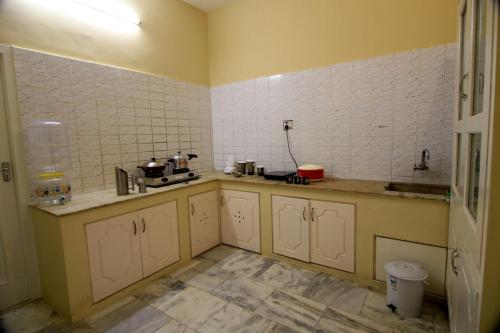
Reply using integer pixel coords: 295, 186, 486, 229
182, 0, 234, 12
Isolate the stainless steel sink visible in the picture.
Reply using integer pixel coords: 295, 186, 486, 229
385, 182, 450, 196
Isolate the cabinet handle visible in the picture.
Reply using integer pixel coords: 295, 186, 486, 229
303, 207, 307, 221
451, 249, 460, 276
141, 218, 146, 233
311, 207, 314, 221
191, 203, 195, 216
133, 220, 137, 235
460, 73, 468, 101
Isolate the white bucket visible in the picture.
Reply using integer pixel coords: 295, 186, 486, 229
385, 261, 428, 317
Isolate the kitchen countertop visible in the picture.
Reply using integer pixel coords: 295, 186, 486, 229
32, 172, 449, 217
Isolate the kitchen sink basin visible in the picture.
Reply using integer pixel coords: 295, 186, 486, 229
385, 182, 450, 196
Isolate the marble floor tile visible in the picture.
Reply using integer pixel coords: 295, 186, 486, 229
361, 291, 434, 333
318, 306, 393, 333
200, 245, 243, 262
0, 300, 65, 333
86, 298, 169, 333
217, 250, 275, 279
212, 277, 274, 310
186, 272, 228, 292
133, 276, 186, 305
256, 289, 326, 333
198, 303, 276, 333
154, 286, 227, 330
35, 321, 97, 333
155, 318, 195, 333
302, 274, 368, 314
257, 261, 319, 295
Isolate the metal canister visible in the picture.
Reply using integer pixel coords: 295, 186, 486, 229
237, 161, 247, 174
246, 160, 256, 175
257, 166, 265, 176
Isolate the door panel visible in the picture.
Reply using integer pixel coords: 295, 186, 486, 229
272, 196, 309, 261
448, 0, 494, 331
220, 190, 260, 252
139, 201, 179, 277
310, 200, 355, 272
189, 190, 220, 257
86, 213, 142, 302
0, 79, 29, 309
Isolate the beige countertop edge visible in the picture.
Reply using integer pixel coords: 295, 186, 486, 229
31, 172, 449, 217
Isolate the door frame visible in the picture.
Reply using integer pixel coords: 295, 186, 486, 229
0, 44, 42, 299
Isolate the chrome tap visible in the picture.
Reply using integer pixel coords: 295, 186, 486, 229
414, 149, 430, 170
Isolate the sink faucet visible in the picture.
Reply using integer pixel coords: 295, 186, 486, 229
414, 149, 430, 170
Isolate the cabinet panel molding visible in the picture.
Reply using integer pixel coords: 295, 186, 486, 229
272, 196, 309, 261
189, 190, 220, 257
220, 190, 260, 252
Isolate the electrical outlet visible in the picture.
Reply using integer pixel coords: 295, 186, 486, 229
283, 120, 294, 130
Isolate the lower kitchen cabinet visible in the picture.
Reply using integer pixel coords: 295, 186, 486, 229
272, 195, 355, 272
272, 196, 310, 261
86, 201, 179, 302
220, 189, 260, 253
139, 201, 180, 276
310, 199, 355, 272
189, 190, 220, 257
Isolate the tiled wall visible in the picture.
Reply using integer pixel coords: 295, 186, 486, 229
13, 48, 213, 194
211, 43, 456, 184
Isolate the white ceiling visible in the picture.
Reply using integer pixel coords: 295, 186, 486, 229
182, 0, 234, 12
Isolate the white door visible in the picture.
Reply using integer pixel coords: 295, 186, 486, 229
86, 212, 143, 302
189, 191, 220, 257
0, 80, 29, 310
220, 190, 260, 253
139, 201, 179, 277
310, 200, 355, 272
272, 196, 309, 262
448, 0, 496, 331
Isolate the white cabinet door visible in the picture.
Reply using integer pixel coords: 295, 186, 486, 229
272, 196, 310, 262
86, 212, 143, 302
310, 200, 355, 272
138, 201, 180, 277
189, 190, 220, 257
220, 190, 260, 253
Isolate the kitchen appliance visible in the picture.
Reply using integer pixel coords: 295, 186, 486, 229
297, 164, 324, 181
115, 167, 135, 195
143, 170, 199, 187
168, 151, 198, 174
263, 171, 296, 181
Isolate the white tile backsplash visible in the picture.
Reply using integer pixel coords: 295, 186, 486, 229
13, 43, 455, 195
211, 43, 456, 185
13, 47, 214, 194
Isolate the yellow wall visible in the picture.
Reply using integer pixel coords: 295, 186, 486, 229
0, 0, 210, 85
207, 0, 458, 86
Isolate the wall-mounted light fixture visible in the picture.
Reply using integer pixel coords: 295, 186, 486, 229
20, 0, 141, 33
73, 0, 141, 26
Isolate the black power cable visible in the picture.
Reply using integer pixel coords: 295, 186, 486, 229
285, 125, 298, 170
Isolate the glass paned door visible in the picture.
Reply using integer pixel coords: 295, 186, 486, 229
458, 1, 471, 121
467, 133, 481, 219
472, 0, 487, 115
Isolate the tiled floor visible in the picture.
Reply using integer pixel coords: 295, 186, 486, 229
0, 245, 449, 333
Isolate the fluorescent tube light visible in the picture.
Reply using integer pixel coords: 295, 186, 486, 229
73, 0, 141, 25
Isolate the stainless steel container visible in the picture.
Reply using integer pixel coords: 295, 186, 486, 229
246, 160, 256, 175
257, 166, 265, 176
115, 167, 135, 195
237, 161, 247, 174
